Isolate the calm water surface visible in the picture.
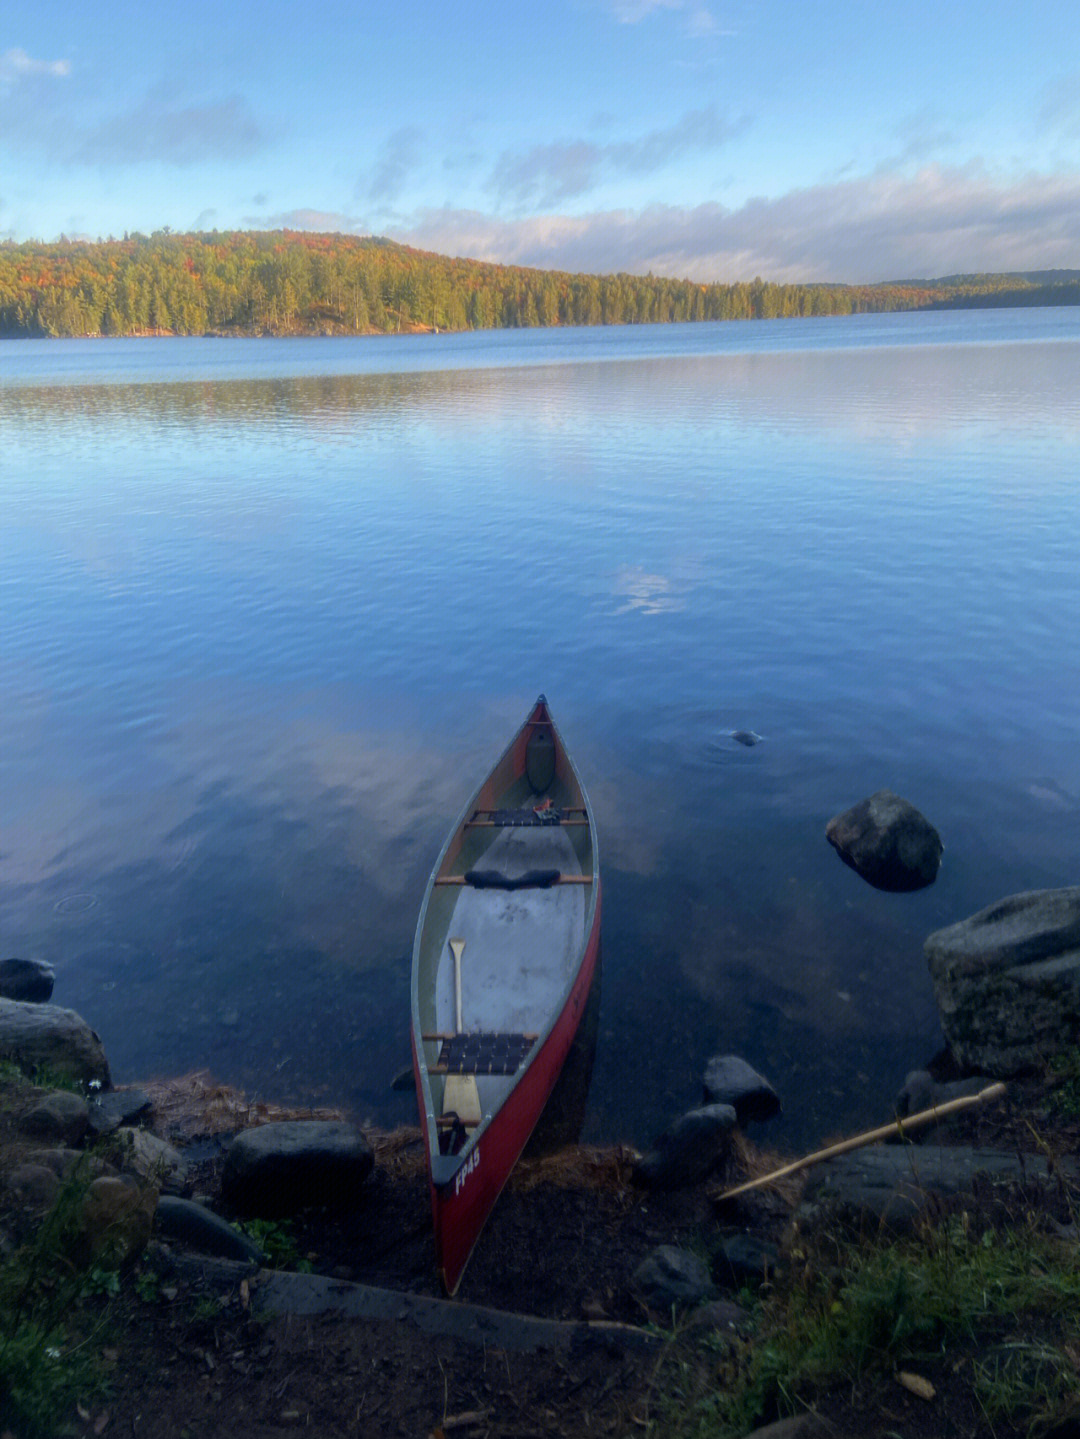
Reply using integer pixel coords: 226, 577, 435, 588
3, 309, 1079, 1146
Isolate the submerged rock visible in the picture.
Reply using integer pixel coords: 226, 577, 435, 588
925, 887, 1080, 1074
731, 730, 763, 747
826, 789, 942, 892
702, 1055, 781, 1124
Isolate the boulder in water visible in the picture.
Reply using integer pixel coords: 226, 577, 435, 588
826, 789, 942, 892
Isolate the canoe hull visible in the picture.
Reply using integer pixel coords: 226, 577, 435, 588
411, 697, 600, 1296
415, 886, 600, 1294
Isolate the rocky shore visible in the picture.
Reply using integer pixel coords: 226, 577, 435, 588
4, 829, 1080, 1436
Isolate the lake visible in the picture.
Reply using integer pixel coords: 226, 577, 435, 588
2, 308, 1079, 1148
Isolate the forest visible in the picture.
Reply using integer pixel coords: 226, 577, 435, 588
1, 229, 1078, 338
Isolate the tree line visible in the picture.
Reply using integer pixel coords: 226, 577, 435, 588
0, 229, 1075, 338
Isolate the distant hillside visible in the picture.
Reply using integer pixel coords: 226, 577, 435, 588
1, 230, 1078, 338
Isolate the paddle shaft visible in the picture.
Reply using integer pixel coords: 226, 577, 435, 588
715, 1081, 1007, 1202
450, 938, 465, 1032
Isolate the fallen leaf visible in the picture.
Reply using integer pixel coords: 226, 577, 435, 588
897, 1371, 936, 1401
93, 1413, 110, 1435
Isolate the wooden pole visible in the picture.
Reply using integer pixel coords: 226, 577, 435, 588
714, 1081, 1007, 1203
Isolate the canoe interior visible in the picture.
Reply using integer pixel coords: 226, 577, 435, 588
413, 709, 596, 1164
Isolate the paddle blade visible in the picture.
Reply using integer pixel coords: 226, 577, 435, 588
444, 1073, 482, 1127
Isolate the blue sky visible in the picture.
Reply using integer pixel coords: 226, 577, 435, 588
2, 0, 1079, 281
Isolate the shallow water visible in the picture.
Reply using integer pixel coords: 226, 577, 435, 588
2, 309, 1079, 1146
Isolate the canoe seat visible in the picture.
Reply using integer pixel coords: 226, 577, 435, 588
431, 1031, 537, 1076
472, 807, 565, 827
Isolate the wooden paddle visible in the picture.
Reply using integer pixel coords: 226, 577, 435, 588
443, 937, 482, 1128
714, 1081, 1007, 1203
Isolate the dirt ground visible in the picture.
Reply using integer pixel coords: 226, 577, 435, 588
4, 1066, 1080, 1439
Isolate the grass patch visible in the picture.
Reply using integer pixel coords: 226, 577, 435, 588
1049, 1049, 1080, 1120
653, 1212, 1080, 1438
0, 1160, 113, 1438
238, 1217, 311, 1270
0, 1057, 89, 1095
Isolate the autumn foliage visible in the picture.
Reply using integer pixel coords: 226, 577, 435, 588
1, 229, 1077, 338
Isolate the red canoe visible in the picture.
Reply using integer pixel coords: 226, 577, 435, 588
410, 695, 601, 1295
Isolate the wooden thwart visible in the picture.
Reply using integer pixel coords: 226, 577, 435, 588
713, 1082, 1008, 1203
466, 818, 589, 828
435, 873, 592, 886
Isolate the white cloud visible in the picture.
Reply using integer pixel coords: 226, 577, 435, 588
364, 125, 424, 203
604, 0, 728, 34
0, 80, 264, 167
384, 165, 1080, 283
490, 105, 746, 207
606, 0, 683, 19
245, 208, 364, 233
0, 47, 70, 83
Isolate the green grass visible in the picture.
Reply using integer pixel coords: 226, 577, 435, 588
0, 1057, 88, 1094
0, 1159, 113, 1438
651, 1212, 1080, 1439
1049, 1049, 1080, 1119
238, 1217, 312, 1270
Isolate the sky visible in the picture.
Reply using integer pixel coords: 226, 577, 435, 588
2, 0, 1079, 283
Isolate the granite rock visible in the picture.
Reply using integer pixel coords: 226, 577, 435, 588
925, 887, 1080, 1074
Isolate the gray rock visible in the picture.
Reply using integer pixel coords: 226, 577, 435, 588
632, 1245, 714, 1310
117, 1128, 188, 1189
19, 1090, 90, 1146
798, 1143, 1077, 1231
826, 789, 942, 892
87, 1087, 153, 1137
78, 1175, 157, 1266
925, 887, 1080, 1074
703, 1054, 781, 1124
716, 1233, 781, 1288
0, 958, 55, 1003
740, 1417, 834, 1439
0, 999, 110, 1086
36, 1148, 116, 1182
684, 1297, 751, 1335
155, 1195, 265, 1263
4, 1162, 62, 1213
221, 1120, 374, 1216
891, 1069, 990, 1140
633, 1104, 737, 1189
